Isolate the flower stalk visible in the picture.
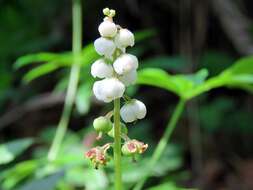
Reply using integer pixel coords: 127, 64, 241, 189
48, 0, 82, 161
114, 98, 122, 190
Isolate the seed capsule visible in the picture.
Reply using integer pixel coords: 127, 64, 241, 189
93, 116, 113, 133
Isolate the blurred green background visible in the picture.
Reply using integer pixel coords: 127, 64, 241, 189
0, 0, 253, 190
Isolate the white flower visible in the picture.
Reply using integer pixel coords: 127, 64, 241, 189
119, 70, 137, 86
120, 99, 147, 123
98, 20, 117, 38
91, 59, 113, 78
94, 37, 116, 59
113, 53, 138, 75
115, 28, 134, 48
93, 78, 125, 103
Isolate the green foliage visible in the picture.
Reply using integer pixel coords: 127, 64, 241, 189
0, 138, 33, 165
138, 56, 253, 99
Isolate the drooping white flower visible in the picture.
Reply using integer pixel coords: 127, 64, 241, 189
93, 78, 125, 103
120, 99, 147, 123
113, 53, 138, 75
119, 69, 137, 86
91, 59, 113, 78
115, 28, 134, 49
98, 20, 117, 38
94, 37, 116, 59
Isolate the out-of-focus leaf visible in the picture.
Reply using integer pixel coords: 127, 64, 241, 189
18, 171, 64, 190
0, 160, 40, 190
0, 138, 33, 165
23, 61, 61, 83
148, 182, 197, 190
137, 68, 209, 99
14, 53, 61, 69
75, 81, 92, 115
220, 56, 253, 92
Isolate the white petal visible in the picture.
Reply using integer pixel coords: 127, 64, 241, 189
115, 29, 135, 48
120, 103, 137, 123
98, 20, 117, 38
94, 78, 125, 103
133, 99, 147, 119
94, 37, 116, 59
91, 59, 113, 78
113, 53, 138, 75
119, 70, 137, 86
93, 81, 104, 101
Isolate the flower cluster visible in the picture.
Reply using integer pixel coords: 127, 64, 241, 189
85, 8, 148, 168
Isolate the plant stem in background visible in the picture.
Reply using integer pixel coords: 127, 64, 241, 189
133, 99, 186, 190
48, 0, 82, 161
114, 98, 123, 190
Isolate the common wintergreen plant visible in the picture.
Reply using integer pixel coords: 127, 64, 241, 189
85, 8, 148, 190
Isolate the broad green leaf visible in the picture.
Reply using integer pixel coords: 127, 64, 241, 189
220, 56, 253, 92
0, 138, 33, 165
17, 171, 64, 190
137, 68, 209, 99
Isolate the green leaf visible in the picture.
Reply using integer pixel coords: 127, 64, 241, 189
137, 68, 209, 99
23, 61, 61, 83
14, 53, 60, 69
17, 171, 64, 190
0, 138, 33, 165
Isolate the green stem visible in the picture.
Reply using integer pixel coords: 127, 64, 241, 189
133, 99, 186, 190
114, 98, 122, 190
47, 0, 82, 161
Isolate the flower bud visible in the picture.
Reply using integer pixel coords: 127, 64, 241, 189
98, 20, 117, 38
115, 28, 135, 48
94, 37, 116, 59
85, 143, 111, 169
93, 78, 125, 103
107, 123, 128, 138
121, 139, 148, 156
91, 59, 113, 78
119, 70, 137, 86
113, 53, 138, 75
93, 116, 112, 133
120, 99, 147, 123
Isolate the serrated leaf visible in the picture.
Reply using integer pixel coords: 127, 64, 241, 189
0, 138, 34, 165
